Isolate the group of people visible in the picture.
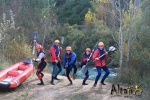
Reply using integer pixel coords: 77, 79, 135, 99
33, 40, 110, 87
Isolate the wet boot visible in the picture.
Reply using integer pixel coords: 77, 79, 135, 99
101, 79, 106, 85
50, 76, 55, 85
68, 81, 73, 86
93, 80, 98, 87
100, 71, 110, 85
82, 80, 88, 85
54, 75, 60, 80
82, 82, 88, 85
37, 79, 44, 85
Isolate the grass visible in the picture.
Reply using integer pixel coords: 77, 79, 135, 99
13, 86, 30, 100
0, 61, 11, 71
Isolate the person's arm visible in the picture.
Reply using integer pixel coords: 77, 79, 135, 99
33, 40, 38, 46
82, 55, 88, 63
92, 50, 99, 60
68, 52, 76, 65
50, 46, 57, 60
35, 53, 44, 62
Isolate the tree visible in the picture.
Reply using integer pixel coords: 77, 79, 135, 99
85, 9, 96, 25
109, 0, 124, 72
0, 10, 15, 61
54, 0, 91, 25
125, 0, 137, 68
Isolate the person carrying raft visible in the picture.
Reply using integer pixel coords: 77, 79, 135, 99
92, 42, 110, 87
63, 46, 77, 85
80, 48, 91, 85
33, 40, 47, 85
49, 40, 63, 85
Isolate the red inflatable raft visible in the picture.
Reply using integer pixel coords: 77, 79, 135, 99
0, 58, 34, 89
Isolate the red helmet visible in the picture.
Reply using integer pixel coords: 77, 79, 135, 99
66, 46, 72, 51
98, 42, 104, 47
36, 44, 44, 52
86, 48, 91, 52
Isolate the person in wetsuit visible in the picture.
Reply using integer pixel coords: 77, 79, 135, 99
80, 48, 91, 85
63, 46, 77, 85
49, 40, 62, 85
33, 42, 47, 85
92, 42, 110, 87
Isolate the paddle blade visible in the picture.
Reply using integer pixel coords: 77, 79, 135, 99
61, 36, 64, 44
81, 65, 88, 74
22, 58, 33, 64
52, 65, 58, 76
32, 32, 38, 40
109, 46, 116, 51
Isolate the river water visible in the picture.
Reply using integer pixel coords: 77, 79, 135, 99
59, 66, 118, 80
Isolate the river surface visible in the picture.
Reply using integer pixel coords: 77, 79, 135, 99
58, 66, 118, 80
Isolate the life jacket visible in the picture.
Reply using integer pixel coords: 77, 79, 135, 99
82, 53, 90, 59
97, 48, 105, 60
80, 53, 90, 66
66, 52, 76, 64
37, 52, 47, 63
53, 44, 60, 56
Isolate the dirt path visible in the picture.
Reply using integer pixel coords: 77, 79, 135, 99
0, 73, 140, 100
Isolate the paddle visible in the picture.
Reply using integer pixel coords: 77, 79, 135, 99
55, 36, 64, 58
32, 31, 38, 58
81, 42, 98, 74
61, 36, 64, 45
60, 36, 67, 76
93, 46, 116, 62
32, 32, 38, 72
49, 36, 65, 76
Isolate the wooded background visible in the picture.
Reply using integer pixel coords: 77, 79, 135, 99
0, 0, 149, 98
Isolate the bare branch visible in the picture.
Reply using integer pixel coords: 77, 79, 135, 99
110, 31, 119, 45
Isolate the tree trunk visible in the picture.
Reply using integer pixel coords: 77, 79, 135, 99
125, 1, 134, 68
134, 0, 141, 39
118, 0, 123, 70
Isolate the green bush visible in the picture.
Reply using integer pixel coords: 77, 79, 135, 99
6, 35, 32, 63
0, 61, 11, 71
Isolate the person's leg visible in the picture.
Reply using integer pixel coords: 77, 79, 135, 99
40, 62, 47, 78
36, 69, 43, 85
93, 67, 101, 87
73, 64, 77, 74
101, 66, 110, 85
36, 63, 46, 85
51, 62, 57, 85
66, 66, 73, 85
72, 64, 77, 79
54, 62, 62, 80
82, 70, 89, 85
